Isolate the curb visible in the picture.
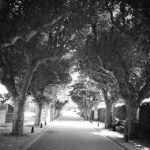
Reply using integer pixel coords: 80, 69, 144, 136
21, 122, 54, 150
106, 136, 128, 150
87, 121, 128, 150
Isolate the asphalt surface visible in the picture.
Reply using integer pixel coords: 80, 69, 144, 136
28, 111, 123, 150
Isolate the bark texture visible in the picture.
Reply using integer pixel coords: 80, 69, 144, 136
12, 60, 35, 136
12, 99, 25, 135
126, 101, 139, 139
34, 103, 43, 126
102, 87, 113, 129
105, 103, 112, 129
45, 104, 50, 123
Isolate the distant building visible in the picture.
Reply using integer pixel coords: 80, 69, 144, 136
0, 103, 14, 125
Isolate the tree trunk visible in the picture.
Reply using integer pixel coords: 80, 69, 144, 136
102, 86, 113, 129
12, 60, 35, 136
34, 103, 43, 126
56, 109, 61, 118
12, 97, 26, 135
105, 103, 112, 129
85, 107, 88, 120
83, 107, 88, 120
86, 108, 91, 120
50, 104, 53, 121
45, 103, 50, 123
51, 105, 55, 120
125, 101, 139, 139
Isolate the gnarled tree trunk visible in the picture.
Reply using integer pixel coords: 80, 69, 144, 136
83, 106, 88, 120
102, 87, 113, 129
12, 60, 35, 136
125, 100, 139, 139
105, 103, 112, 129
86, 108, 91, 120
12, 97, 26, 135
34, 103, 43, 126
45, 103, 50, 123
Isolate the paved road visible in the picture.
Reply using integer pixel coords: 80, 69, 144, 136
28, 111, 123, 150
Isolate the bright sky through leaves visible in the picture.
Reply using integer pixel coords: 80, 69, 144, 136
0, 83, 8, 94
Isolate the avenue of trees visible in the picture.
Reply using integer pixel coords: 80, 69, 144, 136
0, 0, 150, 140
69, 0, 150, 139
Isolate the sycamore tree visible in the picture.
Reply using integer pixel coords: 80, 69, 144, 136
30, 59, 71, 125
82, 23, 144, 137
70, 82, 87, 118
71, 0, 149, 138
70, 75, 101, 120
0, 0, 148, 138
0, 1, 84, 135
0, 0, 67, 136
67, 0, 149, 138
33, 90, 48, 126
69, 11, 119, 128
55, 100, 68, 117
44, 84, 68, 112
103, 0, 150, 138
87, 58, 119, 128
0, 0, 102, 135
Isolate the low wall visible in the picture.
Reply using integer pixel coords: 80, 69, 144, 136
5, 113, 13, 123
0, 109, 6, 125
0, 104, 14, 124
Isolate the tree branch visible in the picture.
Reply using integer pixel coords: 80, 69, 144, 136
88, 59, 119, 89
105, 2, 130, 35
1, 15, 64, 49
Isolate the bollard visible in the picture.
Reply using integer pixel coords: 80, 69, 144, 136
97, 122, 99, 127
112, 124, 116, 131
45, 121, 46, 125
125, 134, 128, 142
40, 123, 43, 128
31, 126, 34, 133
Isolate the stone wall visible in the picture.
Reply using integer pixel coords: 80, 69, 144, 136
0, 109, 6, 125
5, 113, 13, 123
0, 104, 14, 124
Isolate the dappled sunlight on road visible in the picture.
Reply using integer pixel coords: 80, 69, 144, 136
130, 141, 150, 150
100, 129, 123, 138
90, 131, 102, 136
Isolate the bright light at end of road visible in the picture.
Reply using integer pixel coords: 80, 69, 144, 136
54, 110, 91, 129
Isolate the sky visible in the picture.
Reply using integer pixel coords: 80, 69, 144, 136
0, 83, 8, 94
69, 71, 80, 85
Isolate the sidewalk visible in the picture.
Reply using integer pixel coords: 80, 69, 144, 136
89, 120, 150, 150
1, 119, 150, 150
0, 121, 54, 150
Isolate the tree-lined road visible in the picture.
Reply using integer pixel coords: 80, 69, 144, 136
28, 111, 123, 150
